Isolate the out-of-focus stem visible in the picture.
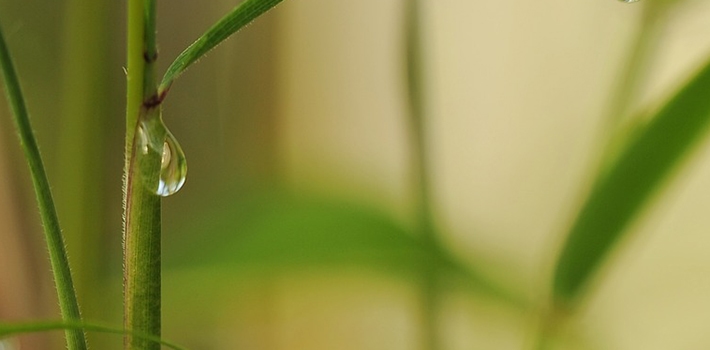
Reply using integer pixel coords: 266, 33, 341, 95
597, 3, 666, 173
404, 0, 440, 349
56, 0, 111, 323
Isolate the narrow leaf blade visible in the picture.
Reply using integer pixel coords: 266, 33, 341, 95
160, 0, 283, 91
553, 58, 710, 306
0, 22, 88, 350
0, 321, 187, 350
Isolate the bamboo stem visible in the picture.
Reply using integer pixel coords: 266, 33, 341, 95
123, 0, 162, 349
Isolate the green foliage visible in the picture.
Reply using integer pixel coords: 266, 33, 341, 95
0, 321, 186, 350
553, 57, 710, 307
0, 21, 88, 350
6, 0, 710, 348
160, 0, 283, 92
124, 1, 285, 349
164, 191, 529, 309
123, 0, 162, 347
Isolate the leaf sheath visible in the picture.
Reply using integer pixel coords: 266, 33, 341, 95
122, 0, 161, 349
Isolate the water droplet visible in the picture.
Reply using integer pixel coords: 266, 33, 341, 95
619, 0, 639, 3
135, 113, 187, 197
156, 132, 187, 196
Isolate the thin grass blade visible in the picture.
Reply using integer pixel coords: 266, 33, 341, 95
0, 321, 186, 350
0, 21, 88, 350
553, 57, 710, 308
159, 0, 283, 92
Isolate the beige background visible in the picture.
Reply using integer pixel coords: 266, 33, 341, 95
277, 0, 710, 349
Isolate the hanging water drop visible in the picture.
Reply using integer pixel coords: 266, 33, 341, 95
135, 112, 187, 197
156, 132, 187, 196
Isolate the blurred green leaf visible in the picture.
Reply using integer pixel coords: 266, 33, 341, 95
553, 57, 710, 307
0, 321, 187, 350
160, 0, 283, 92
164, 190, 529, 309
165, 191, 438, 275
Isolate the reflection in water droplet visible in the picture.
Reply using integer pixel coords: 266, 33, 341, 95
619, 0, 639, 3
136, 124, 149, 155
156, 133, 187, 196
135, 113, 187, 197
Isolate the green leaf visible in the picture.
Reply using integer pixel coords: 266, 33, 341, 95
0, 321, 187, 350
164, 190, 530, 309
159, 0, 284, 92
165, 191, 426, 272
0, 21, 88, 350
553, 57, 710, 307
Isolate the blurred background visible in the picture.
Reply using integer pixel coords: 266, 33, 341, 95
1, 0, 710, 349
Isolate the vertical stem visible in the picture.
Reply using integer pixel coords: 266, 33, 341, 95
596, 3, 665, 173
529, 308, 557, 350
123, 0, 161, 349
57, 0, 111, 322
602, 3, 664, 131
405, 0, 440, 349
142, 0, 158, 96
0, 24, 88, 350
125, 1, 145, 144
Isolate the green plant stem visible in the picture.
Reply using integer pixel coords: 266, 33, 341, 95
596, 2, 666, 173
125, 0, 145, 147
529, 307, 560, 350
123, 0, 162, 349
602, 4, 659, 130
405, 0, 440, 349
123, 1, 285, 348
57, 0, 111, 322
142, 0, 158, 96
0, 22, 88, 350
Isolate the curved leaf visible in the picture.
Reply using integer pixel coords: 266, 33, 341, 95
553, 57, 710, 307
0, 321, 186, 350
159, 0, 283, 92
164, 190, 530, 309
